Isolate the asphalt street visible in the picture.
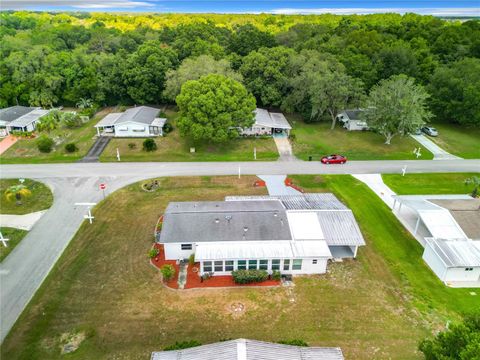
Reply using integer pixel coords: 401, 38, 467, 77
0, 158, 479, 342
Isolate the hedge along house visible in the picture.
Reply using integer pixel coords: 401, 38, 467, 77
393, 196, 480, 287
94, 106, 166, 137
0, 106, 51, 136
336, 109, 368, 131
157, 193, 365, 277
239, 108, 292, 137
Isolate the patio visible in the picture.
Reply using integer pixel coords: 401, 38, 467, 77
150, 244, 281, 289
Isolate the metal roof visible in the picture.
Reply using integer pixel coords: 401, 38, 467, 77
287, 212, 324, 240
94, 113, 122, 127
226, 193, 348, 210
95, 106, 161, 127
316, 211, 366, 246
8, 109, 50, 127
159, 201, 292, 244
418, 210, 467, 239
269, 112, 292, 129
151, 339, 344, 360
425, 238, 480, 267
254, 108, 291, 129
0, 106, 36, 123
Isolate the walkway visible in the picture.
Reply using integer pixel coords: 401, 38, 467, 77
352, 174, 396, 208
257, 175, 301, 195
0, 210, 46, 231
410, 134, 460, 160
0, 135, 18, 155
273, 137, 296, 161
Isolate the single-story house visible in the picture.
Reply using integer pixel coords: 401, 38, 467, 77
336, 109, 368, 131
151, 338, 344, 360
240, 108, 292, 137
94, 106, 166, 137
393, 196, 480, 287
0, 106, 51, 136
157, 193, 365, 277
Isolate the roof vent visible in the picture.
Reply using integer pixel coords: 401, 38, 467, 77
244, 227, 248, 232
215, 218, 220, 224
274, 211, 278, 217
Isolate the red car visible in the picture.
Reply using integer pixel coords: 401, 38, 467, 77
321, 154, 347, 164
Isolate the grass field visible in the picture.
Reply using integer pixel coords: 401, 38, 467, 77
0, 108, 115, 164
382, 173, 480, 195
429, 123, 480, 159
100, 108, 279, 162
3, 175, 466, 360
0, 227, 28, 262
0, 179, 53, 215
289, 116, 434, 160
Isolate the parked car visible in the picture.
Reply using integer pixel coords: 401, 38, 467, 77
421, 126, 438, 137
321, 154, 347, 164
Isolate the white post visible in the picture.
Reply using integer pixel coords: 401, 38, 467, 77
96, 127, 100, 136
254, 147, 257, 160
393, 198, 397, 211
0, 232, 10, 247
116, 148, 121, 162
402, 165, 407, 176
414, 216, 421, 235
238, 165, 241, 179
353, 246, 358, 258
75, 202, 97, 224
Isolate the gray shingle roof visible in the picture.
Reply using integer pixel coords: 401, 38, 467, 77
159, 201, 292, 243
115, 106, 160, 125
8, 109, 50, 127
0, 106, 36, 123
151, 339, 344, 360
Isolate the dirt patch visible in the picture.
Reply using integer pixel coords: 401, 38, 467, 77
59, 331, 86, 355
227, 302, 246, 318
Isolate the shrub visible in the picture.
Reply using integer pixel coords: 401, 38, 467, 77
232, 269, 268, 284
148, 248, 159, 258
163, 122, 173, 134
143, 138, 157, 152
79, 106, 98, 118
65, 143, 78, 153
37, 135, 54, 153
272, 270, 281, 281
189, 254, 195, 266
278, 339, 309, 347
160, 264, 175, 282
164, 340, 201, 351
128, 142, 136, 150
62, 112, 82, 128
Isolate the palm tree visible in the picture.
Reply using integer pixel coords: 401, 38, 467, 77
4, 184, 32, 205
465, 176, 480, 198
76, 98, 93, 109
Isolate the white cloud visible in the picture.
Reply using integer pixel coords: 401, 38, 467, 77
1, 0, 155, 10
270, 7, 480, 16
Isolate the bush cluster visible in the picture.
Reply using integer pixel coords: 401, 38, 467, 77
232, 269, 268, 284
64, 143, 78, 153
37, 135, 54, 153
272, 270, 281, 281
143, 138, 157, 151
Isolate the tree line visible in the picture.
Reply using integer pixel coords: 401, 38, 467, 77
1, 11, 479, 128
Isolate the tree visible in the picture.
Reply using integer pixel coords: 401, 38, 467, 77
375, 41, 418, 80
465, 176, 480, 198
36, 110, 62, 132
61, 112, 82, 128
163, 55, 242, 101
4, 184, 31, 205
76, 97, 93, 109
176, 74, 256, 143
363, 75, 432, 144
429, 58, 480, 127
419, 311, 480, 360
160, 264, 175, 282
143, 138, 157, 152
228, 24, 276, 56
37, 135, 54, 153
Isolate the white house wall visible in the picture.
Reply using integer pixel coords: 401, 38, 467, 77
422, 244, 448, 281
114, 121, 152, 137
444, 267, 480, 283
240, 125, 272, 136
164, 242, 194, 260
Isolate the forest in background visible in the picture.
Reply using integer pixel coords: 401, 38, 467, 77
1, 11, 479, 126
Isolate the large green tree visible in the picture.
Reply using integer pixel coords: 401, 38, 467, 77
363, 75, 432, 144
176, 74, 256, 143
163, 55, 242, 101
429, 58, 480, 127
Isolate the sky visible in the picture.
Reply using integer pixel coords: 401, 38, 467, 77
1, 0, 479, 16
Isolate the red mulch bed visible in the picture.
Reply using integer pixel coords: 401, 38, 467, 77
151, 244, 280, 289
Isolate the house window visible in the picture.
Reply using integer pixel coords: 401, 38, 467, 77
181, 244, 192, 250
225, 260, 234, 271
292, 259, 302, 270
214, 261, 223, 272
283, 259, 290, 271
238, 260, 247, 270
465, 267, 474, 271
203, 261, 212, 272
272, 259, 280, 270
312, 259, 318, 264
248, 260, 258, 270
259, 260, 268, 270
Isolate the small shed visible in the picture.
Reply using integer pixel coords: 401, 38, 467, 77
337, 109, 368, 131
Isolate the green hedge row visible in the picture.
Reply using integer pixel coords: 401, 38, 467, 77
232, 269, 268, 284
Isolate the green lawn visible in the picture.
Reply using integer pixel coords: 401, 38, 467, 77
0, 227, 28, 262
382, 173, 480, 195
289, 116, 434, 160
0, 179, 53, 215
0, 108, 116, 164
290, 175, 480, 317
1, 175, 451, 360
429, 123, 480, 159
100, 108, 278, 162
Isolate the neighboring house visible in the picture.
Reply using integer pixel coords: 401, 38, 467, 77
0, 106, 50, 136
157, 193, 365, 277
336, 109, 368, 131
151, 338, 344, 360
240, 108, 292, 137
94, 106, 166, 137
393, 196, 480, 287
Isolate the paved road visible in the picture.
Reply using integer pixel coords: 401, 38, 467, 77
1, 159, 479, 342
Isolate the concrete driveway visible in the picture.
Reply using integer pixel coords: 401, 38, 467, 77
410, 134, 460, 160
273, 137, 296, 161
